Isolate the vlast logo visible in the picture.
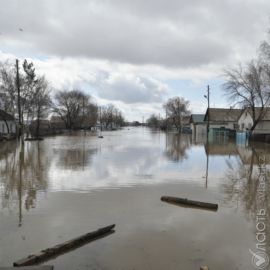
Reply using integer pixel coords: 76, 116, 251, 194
249, 155, 269, 269
249, 249, 269, 269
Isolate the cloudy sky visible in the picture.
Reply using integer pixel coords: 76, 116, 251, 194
0, 0, 270, 121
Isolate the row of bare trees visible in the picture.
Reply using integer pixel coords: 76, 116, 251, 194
223, 32, 270, 133
147, 96, 190, 131
0, 60, 51, 137
53, 90, 98, 130
0, 59, 125, 136
100, 104, 125, 129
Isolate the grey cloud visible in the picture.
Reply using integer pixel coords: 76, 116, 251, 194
93, 72, 168, 103
1, 0, 269, 68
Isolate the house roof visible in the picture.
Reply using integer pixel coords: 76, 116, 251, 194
50, 116, 65, 123
0, 110, 14, 121
243, 107, 270, 121
190, 114, 205, 124
205, 108, 242, 122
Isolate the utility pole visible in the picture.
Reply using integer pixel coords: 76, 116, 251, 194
204, 85, 210, 136
207, 85, 210, 136
16, 59, 22, 137
99, 106, 102, 131
166, 107, 168, 131
204, 85, 210, 189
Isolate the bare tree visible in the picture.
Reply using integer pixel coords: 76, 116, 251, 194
81, 103, 98, 129
100, 104, 124, 129
53, 89, 97, 130
0, 61, 17, 116
0, 60, 52, 136
31, 77, 52, 137
147, 114, 160, 128
21, 60, 52, 137
163, 97, 190, 132
223, 60, 270, 132
116, 111, 125, 127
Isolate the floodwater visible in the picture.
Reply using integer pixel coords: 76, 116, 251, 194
0, 127, 269, 269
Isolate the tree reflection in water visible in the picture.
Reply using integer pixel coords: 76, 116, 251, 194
0, 140, 49, 225
164, 133, 191, 162
54, 148, 98, 170
223, 144, 270, 255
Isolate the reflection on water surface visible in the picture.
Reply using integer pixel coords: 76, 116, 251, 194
0, 127, 269, 269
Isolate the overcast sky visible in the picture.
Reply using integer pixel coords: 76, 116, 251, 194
0, 0, 270, 121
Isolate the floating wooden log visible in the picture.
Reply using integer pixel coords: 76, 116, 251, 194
0, 266, 53, 270
161, 196, 218, 211
13, 224, 115, 267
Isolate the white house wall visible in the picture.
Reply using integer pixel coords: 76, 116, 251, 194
253, 121, 270, 134
195, 124, 207, 135
238, 112, 253, 131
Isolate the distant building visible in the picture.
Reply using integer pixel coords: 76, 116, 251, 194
0, 110, 16, 136
190, 114, 206, 137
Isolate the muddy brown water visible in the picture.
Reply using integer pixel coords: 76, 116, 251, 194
0, 127, 269, 269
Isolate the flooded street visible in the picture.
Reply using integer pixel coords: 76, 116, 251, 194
0, 127, 269, 269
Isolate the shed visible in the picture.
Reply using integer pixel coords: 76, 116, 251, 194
0, 110, 16, 135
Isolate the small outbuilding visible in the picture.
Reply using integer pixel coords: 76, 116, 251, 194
0, 110, 16, 136
190, 114, 206, 136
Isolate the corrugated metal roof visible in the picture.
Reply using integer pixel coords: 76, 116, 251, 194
206, 108, 242, 122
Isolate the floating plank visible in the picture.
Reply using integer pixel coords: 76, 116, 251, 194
24, 138, 44, 141
0, 267, 53, 270
14, 224, 115, 267
161, 196, 218, 211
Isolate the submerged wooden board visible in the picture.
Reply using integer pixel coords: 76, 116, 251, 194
161, 196, 218, 211
13, 224, 115, 267
0, 266, 53, 270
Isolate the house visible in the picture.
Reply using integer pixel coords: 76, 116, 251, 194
50, 116, 66, 130
0, 110, 16, 136
238, 108, 270, 134
204, 108, 243, 141
190, 114, 206, 137
204, 108, 243, 130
